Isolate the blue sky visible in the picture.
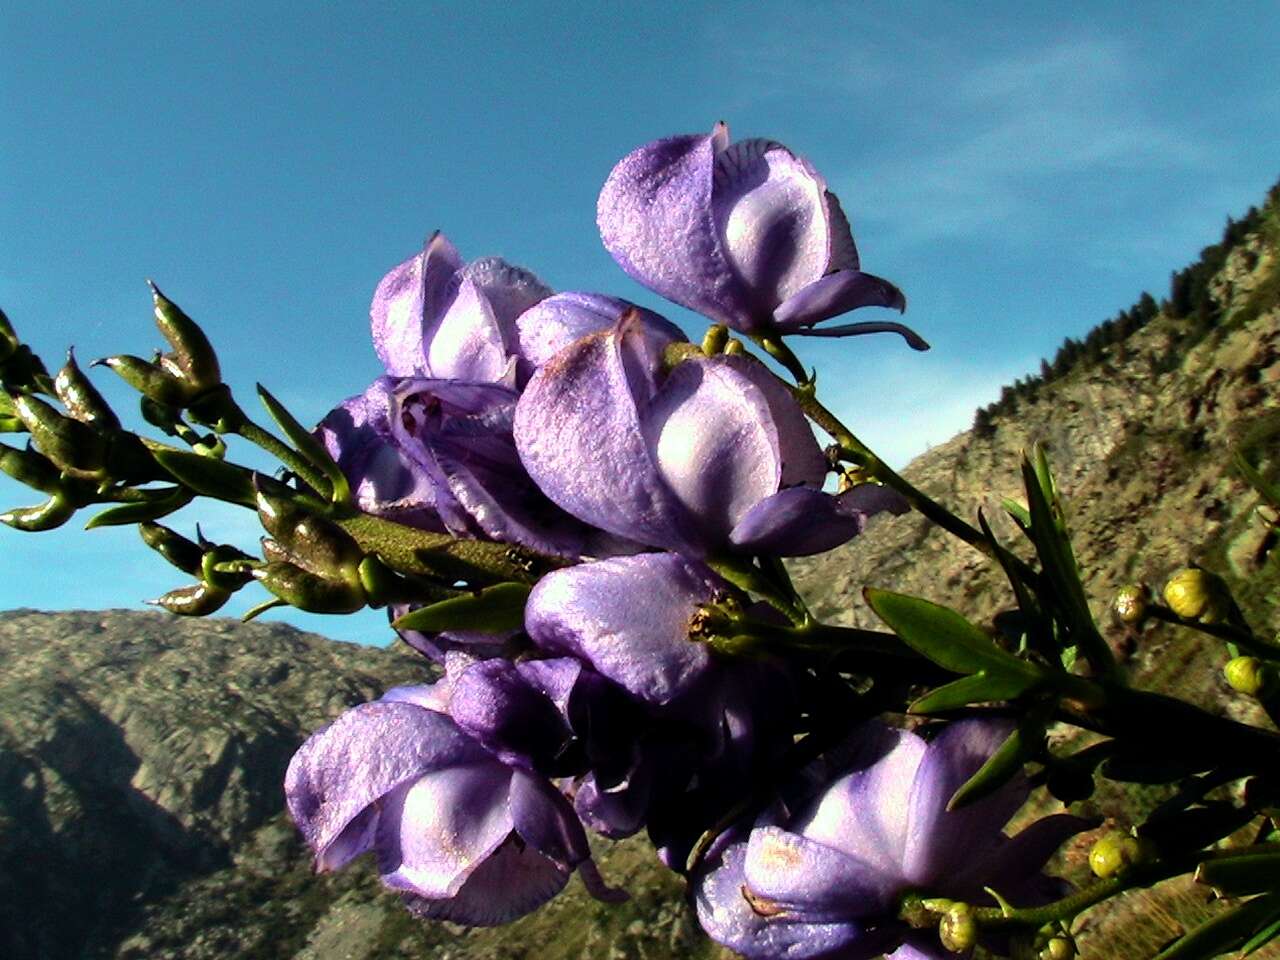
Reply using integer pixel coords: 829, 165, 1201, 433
2, 2, 1278, 645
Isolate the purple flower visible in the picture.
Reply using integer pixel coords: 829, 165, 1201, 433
598, 123, 924, 344
514, 313, 906, 557
320, 375, 625, 558
693, 720, 1089, 959
285, 676, 619, 927
371, 232, 551, 381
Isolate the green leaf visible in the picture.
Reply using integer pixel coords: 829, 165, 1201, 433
85, 488, 193, 528
865, 588, 1044, 682
1235, 450, 1280, 511
1001, 496, 1032, 531
256, 383, 351, 505
150, 447, 256, 505
910, 673, 1040, 713
392, 582, 532, 635
947, 723, 1032, 811
1152, 892, 1280, 960
1196, 852, 1280, 897
1241, 914, 1280, 956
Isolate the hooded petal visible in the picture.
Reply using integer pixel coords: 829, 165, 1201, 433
402, 834, 571, 927
774, 270, 909, 331
285, 701, 486, 870
371, 233, 465, 377
514, 292, 684, 370
514, 319, 700, 553
642, 357, 782, 543
743, 827, 897, 921
598, 126, 755, 329
448, 658, 571, 766
694, 833, 890, 960
524, 553, 716, 704
711, 138, 830, 312
902, 720, 1029, 886
508, 769, 591, 868
376, 761, 515, 898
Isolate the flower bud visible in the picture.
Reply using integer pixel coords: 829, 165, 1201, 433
1040, 935, 1075, 960
1112, 584, 1148, 625
95, 355, 192, 405
939, 903, 978, 953
253, 478, 362, 578
0, 493, 76, 531
147, 581, 232, 616
139, 521, 204, 576
1224, 656, 1273, 697
1162, 568, 1230, 623
54, 349, 120, 431
251, 560, 367, 614
0, 308, 17, 361
1088, 831, 1153, 878
14, 394, 107, 477
0, 441, 64, 494
149, 281, 221, 392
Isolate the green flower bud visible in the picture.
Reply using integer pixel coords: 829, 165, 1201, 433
200, 543, 255, 592
147, 582, 231, 616
701, 324, 729, 355
0, 307, 18, 361
1224, 656, 1273, 697
1112, 584, 1148, 625
139, 522, 205, 576
1040, 935, 1075, 960
254, 478, 362, 577
252, 561, 366, 614
1088, 831, 1153, 878
149, 281, 221, 392
0, 493, 76, 531
95, 354, 192, 405
14, 394, 107, 477
54, 349, 120, 431
0, 440, 64, 494
938, 903, 978, 954
1163, 568, 1230, 623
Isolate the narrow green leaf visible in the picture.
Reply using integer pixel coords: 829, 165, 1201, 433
1152, 892, 1280, 960
392, 582, 531, 634
1196, 852, 1280, 897
242, 597, 286, 623
1001, 497, 1032, 531
910, 673, 1040, 714
865, 588, 1044, 682
1236, 451, 1280, 511
256, 383, 351, 505
947, 724, 1030, 811
1241, 914, 1280, 956
85, 489, 194, 528
150, 447, 256, 505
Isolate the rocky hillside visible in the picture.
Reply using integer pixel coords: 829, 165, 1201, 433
1, 194, 1277, 960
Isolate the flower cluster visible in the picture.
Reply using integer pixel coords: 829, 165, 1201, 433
284, 125, 1084, 953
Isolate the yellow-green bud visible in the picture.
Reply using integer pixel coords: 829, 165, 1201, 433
1162, 568, 1229, 623
1112, 584, 1148, 625
1088, 832, 1152, 878
938, 903, 978, 954
1224, 656, 1272, 697
701, 324, 729, 355
724, 338, 746, 356
1040, 935, 1075, 960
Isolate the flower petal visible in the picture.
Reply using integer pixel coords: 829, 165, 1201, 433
514, 320, 699, 553
951, 813, 1093, 904
642, 357, 782, 543
524, 553, 716, 704
514, 292, 684, 370
402, 834, 571, 926
887, 933, 957, 960
743, 826, 896, 921
694, 833, 889, 960
774, 270, 910, 331
902, 720, 1029, 886
792, 724, 925, 880
371, 233, 464, 377
598, 127, 754, 329
284, 701, 485, 870
376, 761, 514, 898
712, 139, 830, 311
508, 769, 591, 868
449, 658, 570, 766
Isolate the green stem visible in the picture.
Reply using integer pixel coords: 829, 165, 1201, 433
1148, 604, 1280, 661
233, 417, 332, 497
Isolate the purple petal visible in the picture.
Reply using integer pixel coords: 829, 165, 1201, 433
712, 138, 830, 311
792, 724, 925, 881
449, 658, 570, 765
379, 683, 451, 713
402, 834, 571, 926
693, 833, 890, 960
461, 256, 552, 332
642, 357, 782, 543
824, 191, 861, 273
574, 768, 652, 839
284, 701, 486, 871
730, 483, 909, 556
376, 762, 515, 898
743, 826, 896, 920
422, 273, 511, 382
524, 553, 716, 704
515, 656, 584, 716
508, 769, 591, 868
774, 270, 910, 331
514, 292, 684, 369
951, 813, 1093, 904
598, 126, 758, 329
514, 320, 699, 553
902, 720, 1028, 887
887, 933, 957, 960
371, 233, 464, 377
721, 355, 827, 489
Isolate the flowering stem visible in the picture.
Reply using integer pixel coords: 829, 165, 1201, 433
1147, 604, 1280, 661
231, 416, 332, 498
